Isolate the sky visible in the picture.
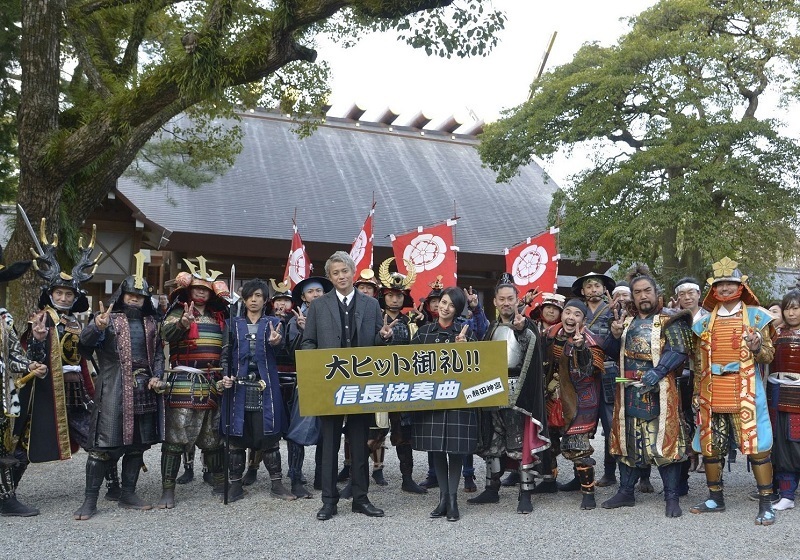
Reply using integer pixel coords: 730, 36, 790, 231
320, 1, 658, 121
314, 1, 659, 184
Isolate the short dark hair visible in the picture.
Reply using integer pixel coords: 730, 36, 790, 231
630, 275, 658, 292
241, 278, 269, 301
495, 283, 518, 296
442, 287, 467, 317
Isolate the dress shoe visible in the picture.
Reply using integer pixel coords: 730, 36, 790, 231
352, 501, 385, 517
316, 504, 338, 521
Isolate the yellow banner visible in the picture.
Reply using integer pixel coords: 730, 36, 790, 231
296, 341, 509, 416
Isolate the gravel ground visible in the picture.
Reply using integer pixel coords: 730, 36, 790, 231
1, 436, 795, 560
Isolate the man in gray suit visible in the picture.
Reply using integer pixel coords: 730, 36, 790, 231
301, 251, 394, 520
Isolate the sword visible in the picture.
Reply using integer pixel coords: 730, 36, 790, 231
16, 204, 44, 256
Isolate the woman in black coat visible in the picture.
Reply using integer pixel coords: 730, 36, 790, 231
411, 287, 476, 521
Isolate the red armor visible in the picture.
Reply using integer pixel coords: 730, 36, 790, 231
772, 327, 800, 374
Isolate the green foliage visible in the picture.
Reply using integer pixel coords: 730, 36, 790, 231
125, 101, 243, 193
0, 0, 20, 201
480, 0, 800, 291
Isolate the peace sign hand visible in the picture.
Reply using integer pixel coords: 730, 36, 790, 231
180, 301, 195, 329
610, 306, 627, 339
464, 286, 478, 309
512, 312, 527, 331
572, 319, 585, 348
31, 311, 49, 342
268, 321, 283, 346
292, 308, 306, 331
95, 301, 111, 330
380, 315, 397, 340
455, 324, 469, 343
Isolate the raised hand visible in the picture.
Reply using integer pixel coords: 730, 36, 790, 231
512, 312, 527, 331
455, 324, 469, 343
572, 319, 585, 347
292, 308, 306, 331
464, 286, 478, 309
268, 321, 283, 346
380, 314, 397, 340
31, 311, 49, 342
610, 306, 627, 339
180, 301, 196, 329
95, 301, 111, 330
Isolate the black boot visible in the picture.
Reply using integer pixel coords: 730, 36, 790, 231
158, 444, 183, 509
430, 490, 448, 518
287, 441, 312, 499
446, 493, 460, 521
502, 470, 521, 487
242, 449, 261, 486
517, 468, 535, 514
227, 449, 246, 502
337, 464, 351, 482
104, 460, 121, 501
558, 466, 581, 492
204, 447, 226, 495
468, 458, 501, 504
176, 448, 195, 485
397, 445, 426, 494
531, 479, 558, 494
119, 452, 152, 510
74, 456, 107, 520
1, 494, 39, 517
601, 462, 637, 509
264, 449, 296, 501
340, 479, 353, 499
756, 492, 777, 526
577, 461, 596, 511
0, 464, 38, 517
659, 463, 682, 518
689, 456, 725, 514
372, 468, 387, 486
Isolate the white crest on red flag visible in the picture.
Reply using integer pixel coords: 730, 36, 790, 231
283, 220, 311, 289
504, 227, 559, 296
391, 220, 458, 305
350, 202, 375, 278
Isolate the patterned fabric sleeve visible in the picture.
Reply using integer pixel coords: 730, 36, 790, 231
160, 307, 188, 344
7, 326, 30, 375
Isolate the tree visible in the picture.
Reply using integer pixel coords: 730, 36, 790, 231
479, 0, 800, 292
4, 0, 506, 316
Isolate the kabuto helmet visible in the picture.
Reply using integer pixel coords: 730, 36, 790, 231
168, 255, 230, 313
378, 257, 416, 309
32, 219, 100, 313
108, 251, 156, 315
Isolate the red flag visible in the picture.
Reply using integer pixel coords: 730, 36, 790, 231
391, 220, 458, 305
504, 227, 560, 296
283, 220, 311, 289
350, 202, 375, 278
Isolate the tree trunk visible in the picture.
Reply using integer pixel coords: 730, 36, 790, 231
7, 0, 66, 320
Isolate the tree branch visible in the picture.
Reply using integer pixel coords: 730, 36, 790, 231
65, 17, 113, 98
